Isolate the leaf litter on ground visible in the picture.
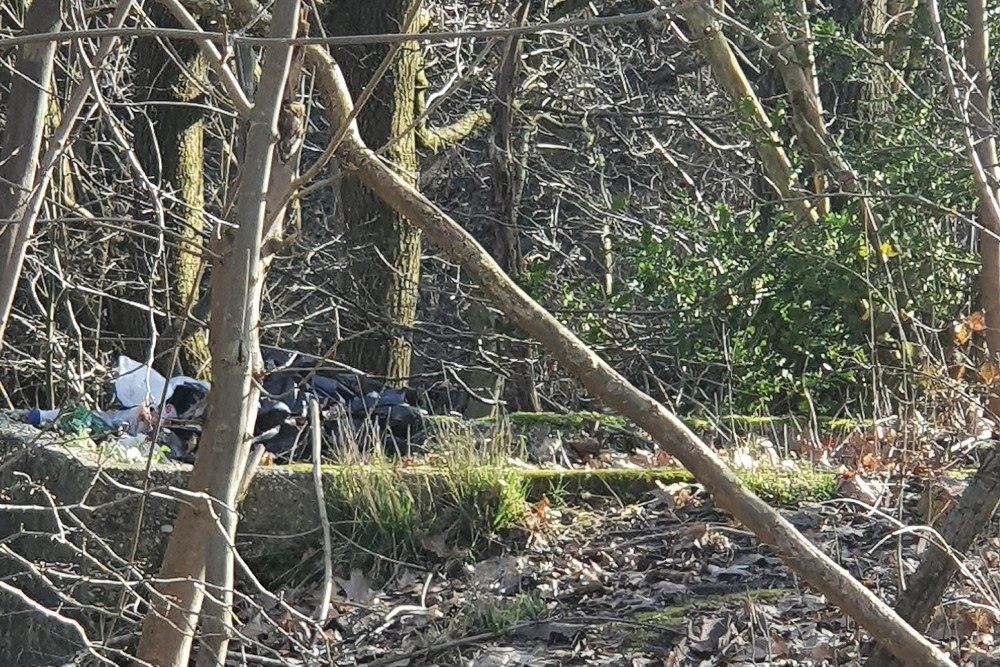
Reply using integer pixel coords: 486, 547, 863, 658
227, 426, 1000, 667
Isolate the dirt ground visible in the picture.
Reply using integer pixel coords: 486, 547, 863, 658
231, 477, 1000, 667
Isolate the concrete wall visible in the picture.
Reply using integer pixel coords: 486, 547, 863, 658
0, 412, 323, 666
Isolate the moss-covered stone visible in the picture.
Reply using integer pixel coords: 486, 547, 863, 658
737, 466, 839, 504
697, 414, 868, 433
500, 411, 628, 429
425, 410, 868, 455
519, 465, 837, 506
426, 409, 872, 446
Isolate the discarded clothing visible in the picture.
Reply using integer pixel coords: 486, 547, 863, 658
254, 347, 428, 461
113, 355, 210, 414
25, 351, 428, 463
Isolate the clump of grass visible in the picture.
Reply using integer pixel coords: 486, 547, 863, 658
325, 464, 424, 570
426, 411, 516, 461
444, 465, 528, 536
423, 416, 482, 455
243, 416, 533, 585
313, 420, 529, 578
463, 592, 549, 634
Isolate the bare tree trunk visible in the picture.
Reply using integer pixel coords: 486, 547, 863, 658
324, 0, 422, 384
490, 0, 541, 413
0, 0, 61, 348
868, 1, 1000, 661
108, 4, 210, 378
133, 3, 300, 664
964, 0, 1000, 419
822, 0, 889, 139
299, 49, 955, 666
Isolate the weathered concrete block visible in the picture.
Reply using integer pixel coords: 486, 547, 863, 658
0, 413, 325, 665
0, 408, 679, 665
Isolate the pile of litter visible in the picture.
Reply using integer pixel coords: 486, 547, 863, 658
24, 348, 429, 463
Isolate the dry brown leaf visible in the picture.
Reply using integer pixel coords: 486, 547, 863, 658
334, 569, 375, 604
769, 632, 791, 658
954, 321, 972, 345
653, 480, 697, 511
860, 451, 881, 472
652, 449, 676, 466
532, 497, 550, 524
837, 471, 880, 506
421, 532, 459, 559
980, 361, 1000, 385
678, 522, 709, 545
566, 437, 601, 460
959, 608, 996, 636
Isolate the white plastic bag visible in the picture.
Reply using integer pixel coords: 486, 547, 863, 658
114, 356, 210, 408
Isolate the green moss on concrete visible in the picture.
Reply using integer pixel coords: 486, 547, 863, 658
721, 415, 790, 426
272, 463, 530, 580
519, 465, 836, 506
684, 417, 712, 431
424, 410, 869, 455
269, 461, 829, 577
700, 414, 867, 432
824, 417, 872, 430
0, 411, 837, 592
248, 461, 836, 584
499, 411, 628, 429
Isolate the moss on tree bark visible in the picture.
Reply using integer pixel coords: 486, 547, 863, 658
324, 0, 422, 384
110, 5, 210, 378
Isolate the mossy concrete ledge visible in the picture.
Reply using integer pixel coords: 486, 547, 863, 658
0, 408, 841, 567
0, 410, 836, 665
0, 409, 840, 568
0, 414, 687, 567
0, 417, 326, 568
0, 414, 332, 665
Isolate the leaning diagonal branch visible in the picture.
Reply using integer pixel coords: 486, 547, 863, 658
156, 0, 253, 116
302, 46, 954, 667
678, 2, 816, 225
135, 10, 954, 663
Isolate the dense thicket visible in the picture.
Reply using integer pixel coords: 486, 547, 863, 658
0, 0, 985, 422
